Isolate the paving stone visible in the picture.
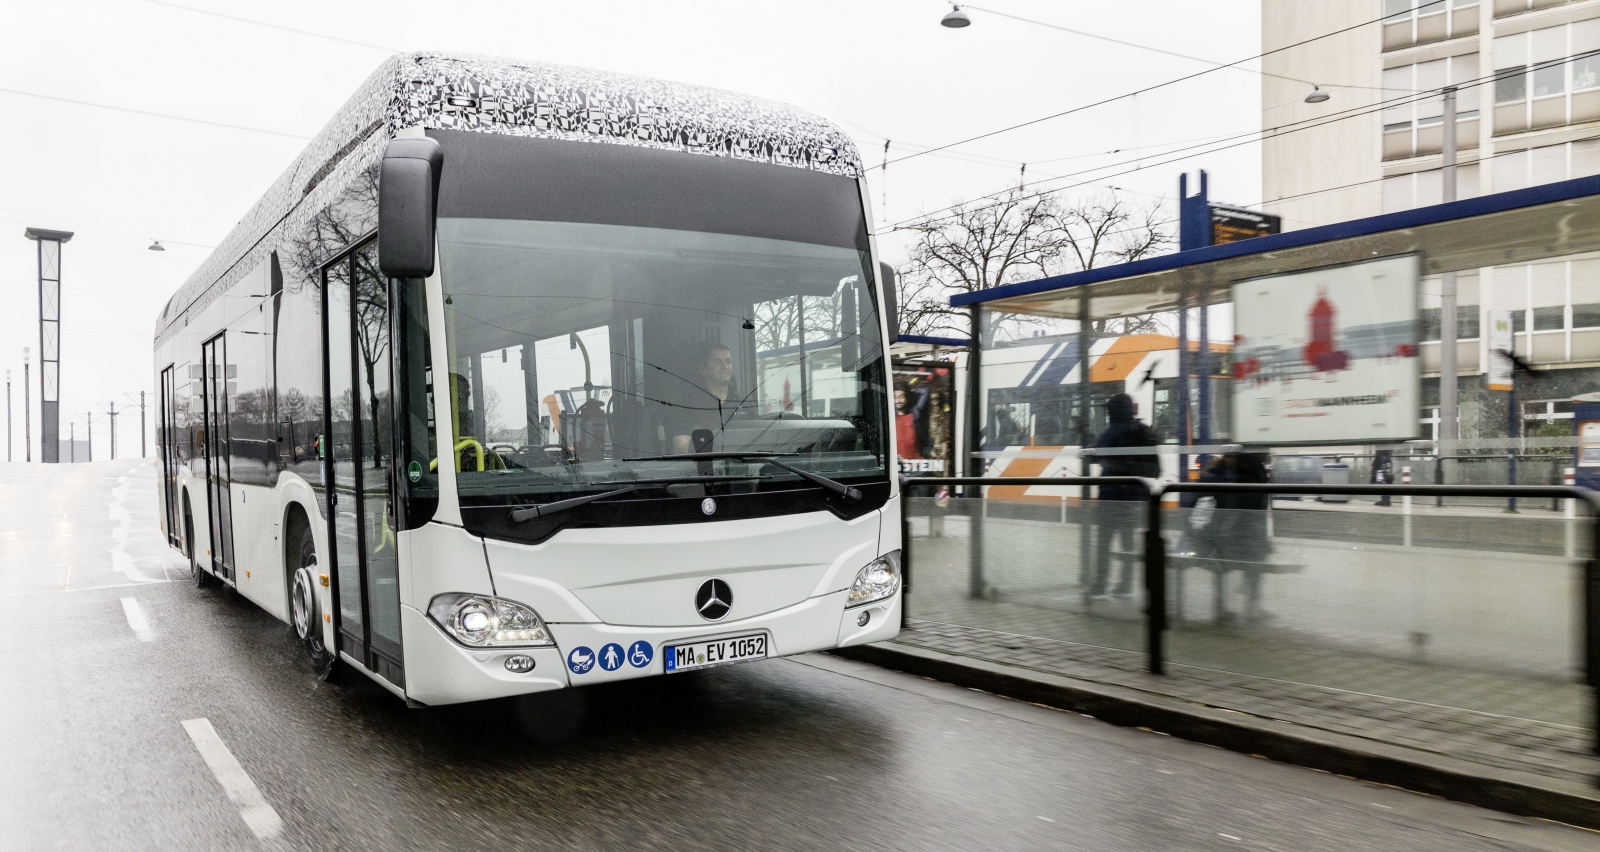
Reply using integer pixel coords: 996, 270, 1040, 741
891, 617, 1599, 787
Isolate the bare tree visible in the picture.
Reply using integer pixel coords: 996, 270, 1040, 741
896, 188, 1065, 340
894, 187, 1173, 341
1055, 193, 1175, 337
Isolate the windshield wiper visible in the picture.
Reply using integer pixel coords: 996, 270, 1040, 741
508, 486, 638, 523
624, 452, 863, 503
505, 475, 764, 524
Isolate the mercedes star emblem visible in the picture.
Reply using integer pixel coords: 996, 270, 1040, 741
695, 578, 733, 621
701, 497, 717, 516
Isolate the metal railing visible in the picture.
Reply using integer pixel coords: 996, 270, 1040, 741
898, 475, 1600, 752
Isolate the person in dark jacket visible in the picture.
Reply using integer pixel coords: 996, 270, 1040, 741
1179, 452, 1272, 619
1089, 393, 1160, 599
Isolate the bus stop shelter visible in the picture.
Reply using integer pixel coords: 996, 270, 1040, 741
952, 174, 1600, 480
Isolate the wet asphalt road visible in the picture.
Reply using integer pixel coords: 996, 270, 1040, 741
1, 460, 1597, 851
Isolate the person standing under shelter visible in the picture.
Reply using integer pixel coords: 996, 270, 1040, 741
1089, 392, 1160, 600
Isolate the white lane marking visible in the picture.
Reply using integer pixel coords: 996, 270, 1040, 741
120, 598, 154, 641
1219, 833, 1241, 841
1037, 816, 1056, 823
181, 718, 284, 841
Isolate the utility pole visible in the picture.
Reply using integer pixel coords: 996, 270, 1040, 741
108, 401, 117, 460
23, 348, 30, 463
86, 411, 92, 462
5, 369, 10, 462
126, 392, 147, 457
69, 421, 74, 463
1439, 86, 1460, 470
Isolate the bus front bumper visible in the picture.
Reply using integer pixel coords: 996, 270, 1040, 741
401, 588, 901, 706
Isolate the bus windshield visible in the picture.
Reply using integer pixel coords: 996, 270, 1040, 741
435, 218, 889, 509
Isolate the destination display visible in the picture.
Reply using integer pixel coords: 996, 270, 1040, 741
1210, 204, 1281, 245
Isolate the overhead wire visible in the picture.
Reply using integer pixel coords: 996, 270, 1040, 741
961, 3, 1391, 93
880, 59, 1515, 234
875, 3, 1422, 172
0, 205, 214, 250
136, 0, 401, 53
0, 86, 311, 141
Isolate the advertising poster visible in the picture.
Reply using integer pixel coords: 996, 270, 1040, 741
1231, 255, 1419, 444
892, 362, 955, 476
1485, 310, 1514, 392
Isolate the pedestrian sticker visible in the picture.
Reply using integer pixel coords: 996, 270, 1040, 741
627, 640, 653, 668
566, 646, 596, 674
598, 642, 625, 672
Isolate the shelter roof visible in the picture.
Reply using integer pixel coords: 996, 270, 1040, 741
954, 174, 1600, 321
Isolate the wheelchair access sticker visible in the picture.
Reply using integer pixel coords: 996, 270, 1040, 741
626, 640, 653, 668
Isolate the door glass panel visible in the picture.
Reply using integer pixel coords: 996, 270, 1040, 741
353, 245, 401, 662
160, 366, 180, 545
326, 260, 364, 647
203, 335, 235, 578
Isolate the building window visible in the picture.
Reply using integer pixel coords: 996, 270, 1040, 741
1418, 307, 1480, 340
1533, 305, 1565, 330
1573, 304, 1600, 328
1532, 61, 1566, 98
1496, 68, 1527, 103
1575, 52, 1600, 91
1420, 307, 1441, 341
1385, 0, 1412, 17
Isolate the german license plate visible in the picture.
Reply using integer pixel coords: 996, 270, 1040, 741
663, 633, 767, 673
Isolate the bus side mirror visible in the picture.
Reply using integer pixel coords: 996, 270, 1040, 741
378, 137, 444, 279
878, 261, 899, 344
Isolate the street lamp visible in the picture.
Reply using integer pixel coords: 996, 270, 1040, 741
148, 240, 165, 251
1304, 86, 1331, 104
941, 4, 971, 28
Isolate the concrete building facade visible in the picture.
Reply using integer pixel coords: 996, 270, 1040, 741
1263, 0, 1600, 441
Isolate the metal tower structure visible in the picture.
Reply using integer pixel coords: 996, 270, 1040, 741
24, 228, 73, 464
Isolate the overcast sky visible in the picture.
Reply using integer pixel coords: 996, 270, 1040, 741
0, 0, 1262, 461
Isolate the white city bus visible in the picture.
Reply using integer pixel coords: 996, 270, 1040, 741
153, 53, 902, 713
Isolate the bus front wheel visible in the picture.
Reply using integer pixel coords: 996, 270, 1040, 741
186, 502, 218, 589
288, 516, 336, 681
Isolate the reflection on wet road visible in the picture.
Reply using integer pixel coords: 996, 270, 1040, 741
0, 460, 1594, 850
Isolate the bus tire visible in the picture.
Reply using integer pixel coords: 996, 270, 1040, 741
512, 688, 587, 745
287, 512, 336, 681
186, 497, 219, 589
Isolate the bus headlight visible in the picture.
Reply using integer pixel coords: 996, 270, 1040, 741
846, 552, 900, 609
427, 593, 555, 648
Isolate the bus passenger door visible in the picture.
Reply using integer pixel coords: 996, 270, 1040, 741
159, 365, 180, 548
324, 242, 405, 686
200, 334, 235, 581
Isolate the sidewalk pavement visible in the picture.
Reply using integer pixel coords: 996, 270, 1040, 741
838, 618, 1600, 828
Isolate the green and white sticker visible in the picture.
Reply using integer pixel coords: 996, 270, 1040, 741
407, 461, 423, 483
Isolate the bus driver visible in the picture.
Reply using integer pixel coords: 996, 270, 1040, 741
671, 342, 753, 453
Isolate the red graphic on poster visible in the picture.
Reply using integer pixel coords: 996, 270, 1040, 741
1303, 287, 1350, 373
